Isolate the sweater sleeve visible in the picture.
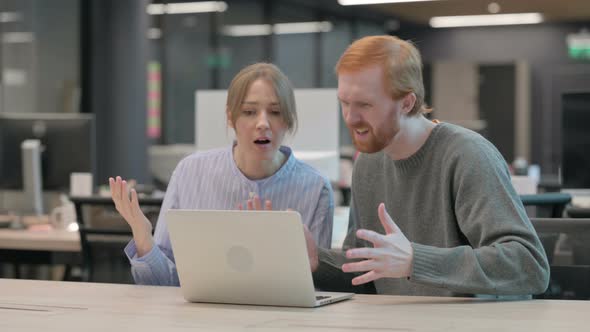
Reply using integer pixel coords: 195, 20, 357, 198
409, 141, 550, 295
312, 192, 377, 294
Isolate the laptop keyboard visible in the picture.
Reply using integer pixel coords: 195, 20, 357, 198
315, 295, 330, 300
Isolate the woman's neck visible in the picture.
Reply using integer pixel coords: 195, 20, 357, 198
233, 146, 287, 180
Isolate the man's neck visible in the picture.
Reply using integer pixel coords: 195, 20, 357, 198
383, 116, 437, 161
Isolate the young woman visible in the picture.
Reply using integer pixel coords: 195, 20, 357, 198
110, 63, 334, 286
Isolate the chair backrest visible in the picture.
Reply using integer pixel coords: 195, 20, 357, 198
71, 196, 161, 283
77, 207, 133, 283
520, 193, 572, 218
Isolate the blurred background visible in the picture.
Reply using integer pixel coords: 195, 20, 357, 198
0, 0, 589, 298
0, 0, 588, 185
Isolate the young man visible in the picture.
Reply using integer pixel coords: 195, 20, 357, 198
306, 35, 549, 297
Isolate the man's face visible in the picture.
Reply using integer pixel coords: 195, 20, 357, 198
337, 65, 402, 154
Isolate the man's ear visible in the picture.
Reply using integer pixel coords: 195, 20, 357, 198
401, 93, 416, 115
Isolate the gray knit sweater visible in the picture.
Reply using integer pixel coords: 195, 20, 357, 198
314, 123, 550, 297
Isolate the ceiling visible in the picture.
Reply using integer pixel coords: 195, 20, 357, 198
367, 0, 590, 25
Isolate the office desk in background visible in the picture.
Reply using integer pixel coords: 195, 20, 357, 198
0, 228, 80, 279
1, 279, 589, 331
567, 206, 590, 218
0, 193, 162, 282
0, 228, 80, 252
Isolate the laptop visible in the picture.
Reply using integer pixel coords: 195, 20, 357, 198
166, 209, 354, 307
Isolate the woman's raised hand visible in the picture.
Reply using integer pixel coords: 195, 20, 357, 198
109, 176, 154, 256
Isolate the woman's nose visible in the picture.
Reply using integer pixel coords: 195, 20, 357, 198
256, 111, 270, 129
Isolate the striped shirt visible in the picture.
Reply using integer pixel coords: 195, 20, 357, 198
124, 145, 334, 286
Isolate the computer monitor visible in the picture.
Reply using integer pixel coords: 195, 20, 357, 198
0, 113, 96, 191
562, 92, 590, 189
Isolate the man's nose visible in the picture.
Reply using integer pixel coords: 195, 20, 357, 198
344, 108, 361, 126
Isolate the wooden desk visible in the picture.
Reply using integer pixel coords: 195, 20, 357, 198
1, 279, 589, 331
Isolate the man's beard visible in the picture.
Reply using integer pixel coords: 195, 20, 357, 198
349, 123, 395, 154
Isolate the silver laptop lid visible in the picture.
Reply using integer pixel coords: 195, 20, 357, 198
166, 209, 320, 307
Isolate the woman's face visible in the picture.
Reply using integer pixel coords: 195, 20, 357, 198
229, 79, 288, 161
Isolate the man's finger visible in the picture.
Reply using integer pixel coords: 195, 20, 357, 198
378, 203, 398, 234
351, 270, 380, 286
247, 199, 254, 210
346, 247, 380, 260
356, 229, 388, 247
341, 259, 378, 273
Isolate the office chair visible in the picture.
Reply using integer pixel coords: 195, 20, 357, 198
71, 196, 161, 283
520, 193, 572, 218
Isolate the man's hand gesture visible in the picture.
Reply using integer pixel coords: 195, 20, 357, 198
342, 203, 413, 285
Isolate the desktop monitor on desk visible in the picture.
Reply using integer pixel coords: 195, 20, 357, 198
0, 113, 96, 214
562, 92, 590, 191
195, 89, 340, 182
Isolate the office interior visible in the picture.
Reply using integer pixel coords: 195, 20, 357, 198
0, 0, 589, 300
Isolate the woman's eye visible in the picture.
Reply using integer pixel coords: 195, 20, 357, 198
242, 110, 255, 115
271, 110, 281, 116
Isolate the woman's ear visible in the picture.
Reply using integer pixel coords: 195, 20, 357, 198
402, 93, 416, 114
226, 108, 233, 128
